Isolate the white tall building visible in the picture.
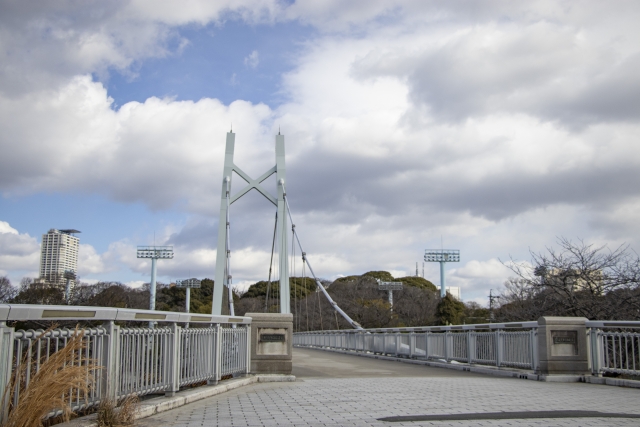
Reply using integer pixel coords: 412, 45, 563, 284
39, 229, 80, 287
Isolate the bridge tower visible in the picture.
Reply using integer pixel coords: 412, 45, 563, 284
212, 131, 290, 315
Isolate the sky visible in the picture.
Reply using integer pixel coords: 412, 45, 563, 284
1, 1, 640, 306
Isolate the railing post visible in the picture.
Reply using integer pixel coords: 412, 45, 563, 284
395, 333, 400, 356
165, 322, 181, 396
101, 321, 120, 401
467, 330, 473, 365
444, 331, 450, 362
496, 330, 503, 368
531, 328, 539, 373
424, 331, 430, 360
0, 323, 15, 424
208, 323, 221, 385
409, 332, 415, 358
590, 327, 602, 376
245, 324, 251, 376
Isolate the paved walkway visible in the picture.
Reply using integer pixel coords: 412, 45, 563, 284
136, 348, 640, 426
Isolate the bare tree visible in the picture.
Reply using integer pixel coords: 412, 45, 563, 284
0, 276, 17, 302
502, 238, 640, 320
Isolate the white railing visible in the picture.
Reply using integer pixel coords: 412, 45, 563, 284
295, 320, 640, 378
587, 321, 640, 377
0, 304, 251, 421
294, 322, 540, 371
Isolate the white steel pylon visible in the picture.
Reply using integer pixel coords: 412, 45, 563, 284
212, 131, 290, 315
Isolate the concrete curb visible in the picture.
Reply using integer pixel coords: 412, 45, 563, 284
295, 346, 640, 389
59, 374, 296, 427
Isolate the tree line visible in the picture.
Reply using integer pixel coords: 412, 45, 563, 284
3, 237, 633, 328
496, 238, 640, 321
0, 271, 483, 329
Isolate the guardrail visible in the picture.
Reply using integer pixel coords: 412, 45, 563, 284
587, 321, 640, 377
0, 304, 251, 421
294, 322, 539, 371
294, 320, 640, 378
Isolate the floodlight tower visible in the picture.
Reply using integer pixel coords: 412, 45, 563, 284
377, 279, 403, 311
424, 249, 460, 298
176, 278, 201, 314
137, 246, 174, 314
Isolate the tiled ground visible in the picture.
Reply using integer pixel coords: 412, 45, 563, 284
136, 349, 640, 427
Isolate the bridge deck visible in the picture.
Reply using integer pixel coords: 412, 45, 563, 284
137, 348, 640, 427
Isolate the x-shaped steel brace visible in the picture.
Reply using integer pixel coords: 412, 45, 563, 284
230, 164, 277, 206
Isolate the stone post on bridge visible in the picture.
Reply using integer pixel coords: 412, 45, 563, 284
537, 316, 589, 375
247, 313, 293, 374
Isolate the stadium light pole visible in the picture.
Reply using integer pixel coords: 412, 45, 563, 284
424, 249, 460, 298
137, 246, 174, 323
175, 278, 201, 314
377, 279, 403, 311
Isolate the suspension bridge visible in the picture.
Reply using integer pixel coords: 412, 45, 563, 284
1, 132, 640, 426
211, 130, 362, 329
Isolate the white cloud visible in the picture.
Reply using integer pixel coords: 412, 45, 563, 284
0, 221, 40, 284
3, 1, 640, 307
244, 50, 259, 69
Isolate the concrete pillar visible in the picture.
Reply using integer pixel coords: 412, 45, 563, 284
537, 316, 589, 375
246, 313, 292, 374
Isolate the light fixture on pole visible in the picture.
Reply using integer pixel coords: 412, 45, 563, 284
377, 279, 403, 311
137, 246, 173, 325
175, 278, 201, 314
424, 249, 460, 298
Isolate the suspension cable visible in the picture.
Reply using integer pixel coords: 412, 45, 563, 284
265, 212, 277, 312
282, 184, 363, 330
292, 223, 297, 331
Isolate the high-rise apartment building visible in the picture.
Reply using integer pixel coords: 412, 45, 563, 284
39, 229, 80, 287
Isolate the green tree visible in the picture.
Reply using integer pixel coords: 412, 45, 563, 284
435, 292, 465, 325
396, 276, 438, 292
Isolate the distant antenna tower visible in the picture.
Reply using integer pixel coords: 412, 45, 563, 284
415, 262, 419, 277
424, 249, 460, 297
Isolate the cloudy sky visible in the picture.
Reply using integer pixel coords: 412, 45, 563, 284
1, 1, 639, 305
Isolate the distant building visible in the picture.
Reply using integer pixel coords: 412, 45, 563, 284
538, 267, 603, 295
39, 229, 80, 288
446, 286, 461, 300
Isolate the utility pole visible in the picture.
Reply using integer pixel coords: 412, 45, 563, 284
488, 289, 498, 322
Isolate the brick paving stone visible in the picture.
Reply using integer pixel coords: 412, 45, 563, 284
136, 349, 640, 427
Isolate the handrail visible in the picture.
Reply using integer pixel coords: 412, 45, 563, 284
0, 304, 251, 324
294, 321, 539, 334
585, 320, 640, 328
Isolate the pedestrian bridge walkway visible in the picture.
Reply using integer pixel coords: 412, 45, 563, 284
135, 347, 640, 427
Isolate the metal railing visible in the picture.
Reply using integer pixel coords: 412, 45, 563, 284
294, 322, 540, 371
295, 320, 640, 378
587, 321, 640, 377
0, 304, 251, 421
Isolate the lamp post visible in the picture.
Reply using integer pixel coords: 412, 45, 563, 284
137, 246, 173, 326
424, 249, 460, 298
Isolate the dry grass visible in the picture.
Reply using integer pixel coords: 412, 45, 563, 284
96, 395, 139, 427
1, 326, 101, 427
